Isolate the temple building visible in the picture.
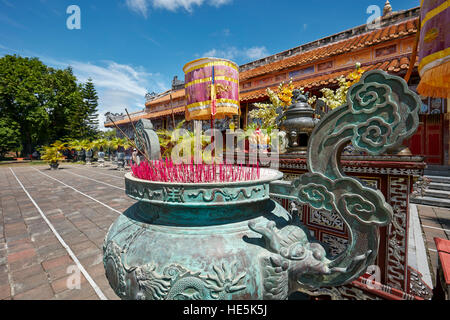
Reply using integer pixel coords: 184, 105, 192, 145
104, 2, 449, 166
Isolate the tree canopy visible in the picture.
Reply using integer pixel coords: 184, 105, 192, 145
0, 54, 101, 157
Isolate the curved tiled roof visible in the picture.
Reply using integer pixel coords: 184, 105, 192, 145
110, 54, 418, 127
239, 18, 418, 82
240, 55, 418, 102
111, 14, 420, 127
105, 106, 185, 127
145, 88, 185, 107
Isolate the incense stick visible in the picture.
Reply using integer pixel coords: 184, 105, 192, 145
131, 160, 261, 183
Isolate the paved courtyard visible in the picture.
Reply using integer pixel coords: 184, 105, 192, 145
0, 163, 449, 300
415, 204, 450, 285
0, 163, 138, 300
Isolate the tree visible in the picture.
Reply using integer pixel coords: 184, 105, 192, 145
45, 67, 84, 142
0, 117, 21, 158
99, 129, 117, 140
0, 55, 51, 155
0, 54, 100, 156
64, 82, 89, 140
82, 78, 100, 137
65, 78, 100, 140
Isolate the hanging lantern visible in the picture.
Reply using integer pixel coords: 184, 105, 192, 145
416, 0, 450, 98
183, 57, 240, 121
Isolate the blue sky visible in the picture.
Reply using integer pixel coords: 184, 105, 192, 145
0, 0, 420, 129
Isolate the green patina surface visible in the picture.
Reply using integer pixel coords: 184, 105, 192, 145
103, 70, 421, 300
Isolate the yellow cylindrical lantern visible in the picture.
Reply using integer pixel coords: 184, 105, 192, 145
183, 58, 240, 121
417, 0, 450, 98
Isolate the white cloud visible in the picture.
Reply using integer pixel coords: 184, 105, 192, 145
0, 44, 170, 131
203, 47, 238, 60
125, 0, 232, 16
142, 34, 161, 47
42, 57, 169, 131
72, 61, 168, 130
209, 0, 232, 7
125, 0, 149, 18
245, 47, 269, 60
202, 46, 269, 63
153, 0, 204, 11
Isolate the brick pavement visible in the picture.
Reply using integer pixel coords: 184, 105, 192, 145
416, 204, 450, 287
0, 163, 136, 300
3, 163, 449, 300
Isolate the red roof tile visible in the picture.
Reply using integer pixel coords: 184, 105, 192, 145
145, 89, 185, 107
387, 59, 400, 72
105, 106, 185, 127
239, 18, 418, 82
406, 19, 416, 32
240, 56, 412, 102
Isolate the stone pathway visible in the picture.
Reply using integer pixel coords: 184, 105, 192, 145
411, 175, 450, 208
416, 204, 450, 287
1, 162, 449, 300
0, 163, 136, 300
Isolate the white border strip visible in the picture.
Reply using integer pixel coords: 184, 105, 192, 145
73, 166, 125, 180
408, 204, 433, 288
10, 168, 108, 300
31, 167, 122, 215
64, 170, 125, 191
422, 224, 450, 233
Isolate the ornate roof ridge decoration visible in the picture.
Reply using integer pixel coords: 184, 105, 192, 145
145, 87, 186, 107
383, 0, 393, 17
172, 77, 185, 90
104, 110, 149, 125
145, 89, 174, 104
239, 9, 419, 80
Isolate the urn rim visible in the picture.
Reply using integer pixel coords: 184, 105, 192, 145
124, 168, 283, 188
124, 168, 284, 207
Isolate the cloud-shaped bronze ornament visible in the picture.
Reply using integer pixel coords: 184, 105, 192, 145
347, 71, 421, 155
268, 70, 421, 289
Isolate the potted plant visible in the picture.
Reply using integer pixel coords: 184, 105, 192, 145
40, 142, 67, 170
81, 139, 96, 165
104, 138, 118, 164
69, 139, 85, 162
93, 138, 109, 167
110, 137, 131, 170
